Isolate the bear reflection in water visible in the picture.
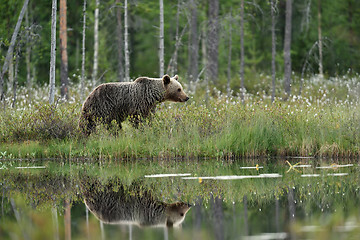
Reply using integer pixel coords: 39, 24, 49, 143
82, 179, 191, 228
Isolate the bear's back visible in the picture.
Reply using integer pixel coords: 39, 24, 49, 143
84, 184, 168, 226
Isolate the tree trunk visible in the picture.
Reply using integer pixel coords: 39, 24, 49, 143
49, 0, 57, 104
159, 0, 164, 77
167, 23, 188, 76
25, 8, 31, 97
171, 0, 181, 76
85, 206, 89, 238
188, 0, 198, 84
12, 42, 22, 108
317, 0, 323, 77
194, 197, 202, 229
64, 199, 71, 240
60, 0, 69, 100
124, 0, 130, 81
206, 0, 219, 83
211, 194, 224, 240
240, 0, 245, 102
283, 0, 292, 100
271, 0, 277, 103
11, 198, 29, 240
116, 0, 124, 82
92, 0, 99, 85
80, 0, 87, 101
202, 18, 208, 101
227, 11, 232, 97
52, 208, 60, 240
243, 195, 249, 236
299, 41, 317, 96
75, 39, 79, 70
0, 0, 30, 103
287, 186, 296, 239
8, 54, 14, 95
275, 196, 280, 233
32, 65, 36, 89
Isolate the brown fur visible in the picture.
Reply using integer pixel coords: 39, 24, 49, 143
82, 179, 191, 227
79, 75, 188, 135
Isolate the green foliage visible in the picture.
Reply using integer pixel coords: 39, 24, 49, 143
0, 102, 79, 142
1, 73, 360, 159
1, 0, 360, 91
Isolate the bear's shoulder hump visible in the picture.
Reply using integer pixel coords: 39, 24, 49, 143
134, 77, 152, 84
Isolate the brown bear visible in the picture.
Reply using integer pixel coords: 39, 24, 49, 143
79, 74, 189, 135
82, 178, 191, 227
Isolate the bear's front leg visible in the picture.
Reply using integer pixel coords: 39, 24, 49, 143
129, 114, 142, 128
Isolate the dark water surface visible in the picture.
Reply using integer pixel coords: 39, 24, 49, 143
0, 158, 359, 239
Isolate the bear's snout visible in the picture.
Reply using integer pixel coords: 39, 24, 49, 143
184, 96, 189, 102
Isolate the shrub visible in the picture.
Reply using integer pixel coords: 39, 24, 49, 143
0, 103, 80, 142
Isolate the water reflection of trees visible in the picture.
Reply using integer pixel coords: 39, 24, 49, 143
1, 164, 360, 239
0, 171, 193, 239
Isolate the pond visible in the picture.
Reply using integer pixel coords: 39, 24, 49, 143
0, 158, 359, 240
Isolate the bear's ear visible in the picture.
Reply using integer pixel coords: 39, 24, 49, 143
174, 75, 179, 80
163, 75, 171, 85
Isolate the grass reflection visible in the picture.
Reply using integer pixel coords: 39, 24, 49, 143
0, 159, 359, 239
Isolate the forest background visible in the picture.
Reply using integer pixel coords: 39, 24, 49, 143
1, 0, 359, 102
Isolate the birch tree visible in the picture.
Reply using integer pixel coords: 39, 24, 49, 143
116, 0, 124, 82
0, 0, 29, 103
240, 0, 245, 102
159, 0, 164, 77
317, 0, 323, 77
188, 0, 198, 84
60, 0, 69, 100
283, 0, 292, 100
80, 0, 87, 101
25, 9, 31, 94
49, 0, 57, 104
92, 0, 99, 85
8, 54, 14, 95
124, 0, 130, 81
271, 0, 277, 103
64, 199, 71, 240
12, 41, 22, 108
227, 10, 233, 97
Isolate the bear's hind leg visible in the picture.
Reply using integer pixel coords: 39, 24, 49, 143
79, 116, 96, 137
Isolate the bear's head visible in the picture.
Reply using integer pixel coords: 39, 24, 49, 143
165, 202, 191, 227
163, 75, 189, 102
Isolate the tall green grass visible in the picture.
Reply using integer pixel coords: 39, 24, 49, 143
1, 75, 360, 159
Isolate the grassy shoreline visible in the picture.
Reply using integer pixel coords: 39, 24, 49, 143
1, 75, 360, 160
1, 96, 360, 160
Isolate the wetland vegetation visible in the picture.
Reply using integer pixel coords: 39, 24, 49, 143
1, 74, 360, 159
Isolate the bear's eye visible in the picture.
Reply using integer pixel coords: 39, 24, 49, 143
180, 213, 184, 217
177, 88, 181, 92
